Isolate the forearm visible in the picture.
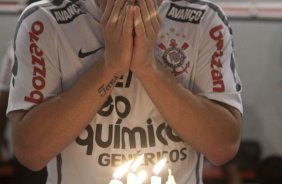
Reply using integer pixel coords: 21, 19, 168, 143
134, 61, 241, 165
10, 0, 135, 171
9, 57, 118, 170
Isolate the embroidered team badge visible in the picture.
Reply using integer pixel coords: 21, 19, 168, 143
158, 39, 190, 76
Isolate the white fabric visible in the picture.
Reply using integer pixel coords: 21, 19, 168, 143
8, 0, 243, 184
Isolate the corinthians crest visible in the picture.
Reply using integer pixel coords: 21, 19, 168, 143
159, 39, 190, 76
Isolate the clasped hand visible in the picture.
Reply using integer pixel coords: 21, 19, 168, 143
101, 0, 161, 76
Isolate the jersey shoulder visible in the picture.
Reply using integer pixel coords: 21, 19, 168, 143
164, 0, 229, 27
19, 0, 85, 26
171, 0, 225, 13
188, 0, 229, 24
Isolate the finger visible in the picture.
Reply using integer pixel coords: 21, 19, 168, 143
154, 0, 162, 26
138, 0, 154, 37
138, 0, 149, 23
109, 0, 127, 24
117, 5, 129, 33
146, 0, 160, 33
133, 6, 146, 37
123, 5, 134, 36
153, 0, 157, 8
101, 0, 115, 27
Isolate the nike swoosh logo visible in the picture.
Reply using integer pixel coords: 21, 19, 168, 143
78, 47, 103, 58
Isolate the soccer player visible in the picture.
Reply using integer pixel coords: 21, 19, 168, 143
7, 0, 243, 183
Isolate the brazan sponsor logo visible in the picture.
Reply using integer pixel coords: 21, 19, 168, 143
75, 72, 189, 167
24, 21, 46, 104
51, 2, 84, 24
209, 25, 225, 92
166, 3, 205, 23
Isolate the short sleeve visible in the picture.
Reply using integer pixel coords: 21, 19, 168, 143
193, 5, 243, 113
7, 6, 62, 113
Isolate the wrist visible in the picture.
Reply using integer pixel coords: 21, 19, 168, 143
102, 54, 124, 77
132, 58, 159, 78
103, 52, 130, 77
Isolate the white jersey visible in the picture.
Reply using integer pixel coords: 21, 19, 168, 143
8, 0, 242, 184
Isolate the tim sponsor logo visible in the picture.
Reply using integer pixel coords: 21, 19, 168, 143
166, 3, 205, 23
51, 2, 84, 24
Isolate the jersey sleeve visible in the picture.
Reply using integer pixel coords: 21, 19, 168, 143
7, 6, 62, 113
193, 5, 243, 113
